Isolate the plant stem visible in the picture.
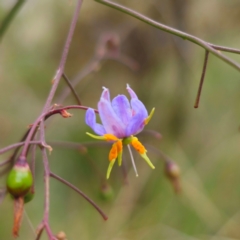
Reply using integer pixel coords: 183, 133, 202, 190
50, 172, 108, 221
194, 50, 209, 108
0, 0, 26, 41
20, 105, 98, 157
42, 0, 83, 112
95, 0, 240, 72
62, 73, 82, 105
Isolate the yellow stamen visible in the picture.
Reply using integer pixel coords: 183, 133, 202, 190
131, 137, 146, 154
144, 108, 155, 125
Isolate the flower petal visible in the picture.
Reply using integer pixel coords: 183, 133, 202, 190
85, 108, 106, 135
101, 87, 110, 101
98, 99, 126, 138
126, 98, 148, 136
127, 84, 138, 99
112, 95, 131, 126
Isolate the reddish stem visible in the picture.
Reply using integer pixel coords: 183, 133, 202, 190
42, 0, 83, 113
20, 105, 98, 157
194, 50, 209, 108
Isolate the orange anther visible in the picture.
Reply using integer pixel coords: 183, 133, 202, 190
109, 143, 118, 161
116, 140, 123, 152
104, 134, 119, 141
131, 138, 146, 154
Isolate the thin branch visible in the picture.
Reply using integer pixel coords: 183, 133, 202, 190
0, 0, 26, 41
57, 34, 139, 104
62, 73, 82, 105
0, 139, 110, 160
20, 105, 98, 157
0, 140, 41, 156
0, 128, 31, 175
210, 44, 240, 54
50, 172, 108, 221
42, 0, 83, 112
57, 56, 102, 104
35, 223, 44, 240
0, 139, 109, 192
194, 50, 209, 108
95, 0, 240, 72
39, 121, 56, 240
30, 138, 37, 193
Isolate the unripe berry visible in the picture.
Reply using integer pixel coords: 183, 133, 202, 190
7, 161, 33, 198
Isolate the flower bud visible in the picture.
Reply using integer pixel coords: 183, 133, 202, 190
7, 162, 33, 198
60, 110, 72, 118
165, 161, 181, 193
56, 231, 67, 240
165, 161, 180, 180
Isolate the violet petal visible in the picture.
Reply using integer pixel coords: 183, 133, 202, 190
85, 108, 106, 135
112, 95, 131, 126
127, 84, 138, 99
101, 87, 110, 101
98, 99, 126, 138
126, 98, 148, 136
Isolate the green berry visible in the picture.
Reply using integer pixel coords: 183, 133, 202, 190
7, 163, 33, 198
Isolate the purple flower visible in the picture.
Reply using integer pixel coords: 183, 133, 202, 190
85, 84, 155, 179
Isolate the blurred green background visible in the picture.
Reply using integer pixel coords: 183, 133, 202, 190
1, 0, 240, 239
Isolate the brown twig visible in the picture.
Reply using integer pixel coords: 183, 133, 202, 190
57, 33, 139, 104
194, 50, 209, 108
37, 121, 56, 240
95, 0, 240, 72
0, 0, 26, 41
42, 0, 83, 113
62, 73, 82, 105
0, 140, 41, 157
20, 105, 98, 157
